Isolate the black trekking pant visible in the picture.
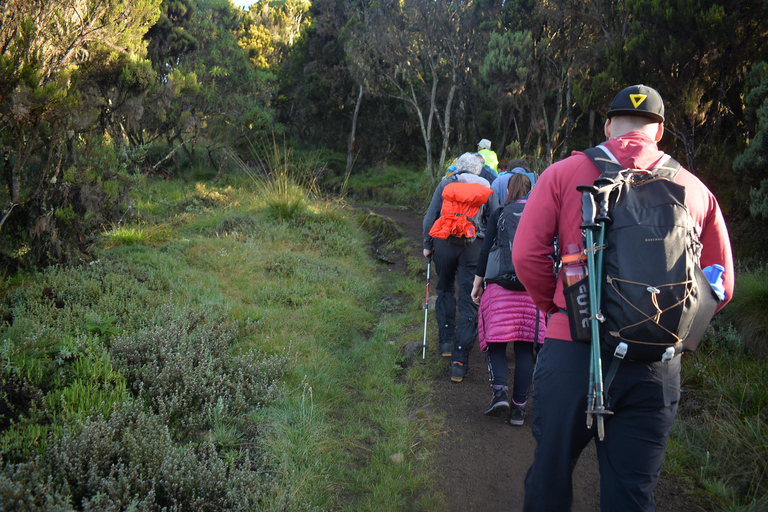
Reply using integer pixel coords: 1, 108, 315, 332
486, 341, 535, 405
432, 238, 481, 364
523, 338, 680, 512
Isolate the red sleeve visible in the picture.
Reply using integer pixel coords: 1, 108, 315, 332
701, 203, 735, 310
677, 171, 735, 309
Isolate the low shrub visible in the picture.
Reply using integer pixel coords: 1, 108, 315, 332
0, 259, 168, 348
213, 214, 259, 238
0, 400, 270, 511
109, 306, 287, 436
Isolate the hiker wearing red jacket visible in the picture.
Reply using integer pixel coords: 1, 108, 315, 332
512, 85, 734, 511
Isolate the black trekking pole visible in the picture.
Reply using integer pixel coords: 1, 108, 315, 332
593, 177, 615, 305
421, 256, 432, 365
577, 185, 613, 440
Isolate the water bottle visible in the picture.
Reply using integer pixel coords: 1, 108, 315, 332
561, 243, 587, 287
707, 264, 724, 284
703, 264, 725, 300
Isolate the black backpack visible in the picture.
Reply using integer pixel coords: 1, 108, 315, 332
484, 201, 526, 291
583, 146, 720, 362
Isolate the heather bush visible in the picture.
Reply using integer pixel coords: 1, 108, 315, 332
0, 458, 73, 511
1, 332, 127, 462
1, 259, 169, 347
1, 400, 268, 511
109, 306, 288, 435
212, 214, 259, 238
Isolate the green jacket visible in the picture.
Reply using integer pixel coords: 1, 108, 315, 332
478, 148, 499, 172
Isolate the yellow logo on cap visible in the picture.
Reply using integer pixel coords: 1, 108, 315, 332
630, 94, 647, 109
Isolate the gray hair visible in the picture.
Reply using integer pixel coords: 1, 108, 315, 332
454, 152, 483, 175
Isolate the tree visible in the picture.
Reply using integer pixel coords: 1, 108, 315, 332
238, 0, 312, 70
141, 0, 276, 165
481, 1, 589, 166
0, 0, 162, 266
735, 62, 768, 213
616, 0, 768, 171
345, 0, 478, 180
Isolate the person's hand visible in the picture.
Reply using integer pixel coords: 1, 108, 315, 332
471, 275, 484, 304
423, 249, 433, 259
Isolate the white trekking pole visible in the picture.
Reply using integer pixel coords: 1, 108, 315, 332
421, 257, 432, 365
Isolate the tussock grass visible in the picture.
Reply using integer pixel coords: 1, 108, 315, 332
102, 222, 172, 248
243, 138, 323, 221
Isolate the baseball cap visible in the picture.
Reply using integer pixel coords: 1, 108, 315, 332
606, 85, 665, 123
477, 138, 491, 149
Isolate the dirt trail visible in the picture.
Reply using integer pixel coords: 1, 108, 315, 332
366, 205, 704, 512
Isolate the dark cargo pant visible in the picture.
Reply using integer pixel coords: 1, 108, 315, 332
523, 338, 680, 512
432, 238, 481, 365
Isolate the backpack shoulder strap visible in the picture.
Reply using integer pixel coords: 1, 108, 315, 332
584, 146, 683, 182
583, 146, 623, 179
651, 154, 682, 181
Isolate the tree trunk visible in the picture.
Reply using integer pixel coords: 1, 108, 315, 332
560, 73, 574, 160
211, 148, 228, 184
542, 104, 553, 166
11, 121, 40, 203
343, 85, 364, 189
409, 81, 435, 181
437, 68, 457, 176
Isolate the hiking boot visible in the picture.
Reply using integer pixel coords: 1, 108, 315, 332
450, 361, 469, 383
508, 403, 527, 426
438, 341, 453, 357
484, 387, 510, 417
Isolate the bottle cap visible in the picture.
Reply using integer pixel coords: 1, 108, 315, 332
562, 244, 585, 264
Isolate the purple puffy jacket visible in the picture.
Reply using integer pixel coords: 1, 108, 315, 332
478, 282, 546, 351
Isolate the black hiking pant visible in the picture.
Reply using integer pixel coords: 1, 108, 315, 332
523, 338, 680, 512
433, 238, 481, 365
486, 341, 535, 405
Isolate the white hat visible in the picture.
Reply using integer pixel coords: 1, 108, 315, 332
477, 139, 491, 149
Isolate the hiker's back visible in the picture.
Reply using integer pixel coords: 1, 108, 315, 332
484, 201, 526, 290
583, 146, 720, 361
428, 172, 493, 244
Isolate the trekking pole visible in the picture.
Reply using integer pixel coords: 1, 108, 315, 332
593, 177, 615, 307
587, 179, 613, 430
421, 256, 432, 365
577, 185, 613, 440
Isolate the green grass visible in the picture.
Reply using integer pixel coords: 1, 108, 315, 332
0, 161, 443, 509
344, 162, 434, 208
720, 267, 768, 358
669, 310, 768, 511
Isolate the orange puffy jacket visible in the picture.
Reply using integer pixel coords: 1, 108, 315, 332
429, 182, 493, 240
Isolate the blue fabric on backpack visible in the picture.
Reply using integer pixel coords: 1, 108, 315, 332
492, 167, 536, 204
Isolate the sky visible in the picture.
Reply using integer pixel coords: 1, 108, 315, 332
230, 0, 253, 8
